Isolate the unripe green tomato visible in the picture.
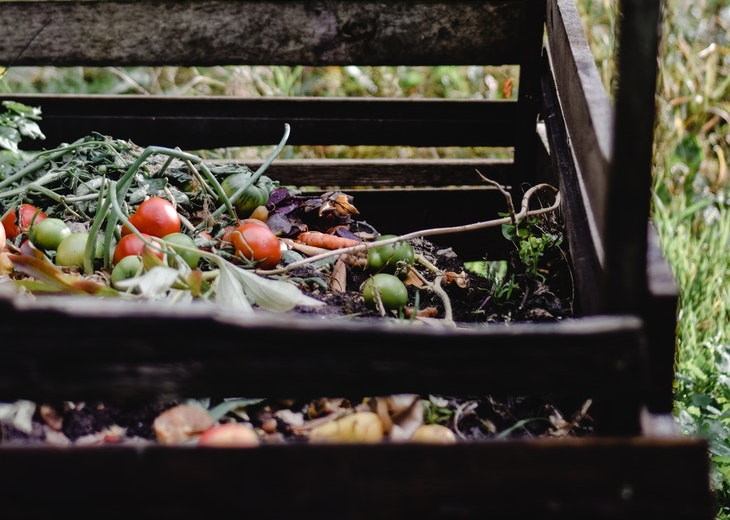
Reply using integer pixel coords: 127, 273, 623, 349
110, 255, 144, 288
220, 172, 273, 218
367, 234, 415, 275
361, 273, 409, 311
162, 232, 201, 269
55, 232, 102, 268
29, 217, 71, 251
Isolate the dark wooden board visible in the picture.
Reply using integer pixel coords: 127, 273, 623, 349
0, 289, 645, 412
0, 438, 714, 519
0, 0, 524, 67
545, 0, 613, 248
1, 94, 519, 149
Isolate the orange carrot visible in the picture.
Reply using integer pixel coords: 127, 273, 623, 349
296, 231, 361, 250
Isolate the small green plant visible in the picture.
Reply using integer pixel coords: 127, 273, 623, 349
501, 215, 563, 280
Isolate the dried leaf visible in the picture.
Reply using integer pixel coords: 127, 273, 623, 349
8, 253, 116, 296
114, 265, 180, 298
153, 404, 214, 445
0, 400, 36, 434
329, 256, 348, 292
217, 260, 324, 312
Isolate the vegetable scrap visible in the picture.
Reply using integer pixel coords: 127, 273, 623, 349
0, 394, 595, 447
0, 101, 571, 325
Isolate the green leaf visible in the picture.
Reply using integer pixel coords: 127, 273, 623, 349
0, 127, 20, 153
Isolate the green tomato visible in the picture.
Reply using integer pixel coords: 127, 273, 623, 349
367, 234, 415, 275
220, 172, 274, 218
162, 232, 201, 269
55, 232, 102, 268
110, 255, 144, 288
361, 273, 409, 311
29, 217, 71, 251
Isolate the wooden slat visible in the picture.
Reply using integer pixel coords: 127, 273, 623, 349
0, 291, 645, 411
545, 0, 613, 252
643, 224, 679, 413
248, 158, 514, 188
540, 60, 604, 315
1, 94, 518, 149
0, 438, 714, 519
0, 0, 524, 66
602, 0, 662, 314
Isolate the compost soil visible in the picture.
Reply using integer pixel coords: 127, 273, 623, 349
0, 228, 590, 447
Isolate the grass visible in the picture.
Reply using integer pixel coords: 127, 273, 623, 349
2, 0, 730, 517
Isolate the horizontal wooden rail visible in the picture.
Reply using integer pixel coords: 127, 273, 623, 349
0, 0, 525, 67
1, 94, 518, 149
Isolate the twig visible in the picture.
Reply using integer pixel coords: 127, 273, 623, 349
258, 182, 560, 276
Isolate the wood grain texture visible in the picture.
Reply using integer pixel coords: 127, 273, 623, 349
545, 0, 613, 248
0, 0, 524, 66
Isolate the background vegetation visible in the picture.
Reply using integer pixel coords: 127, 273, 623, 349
1, 0, 729, 517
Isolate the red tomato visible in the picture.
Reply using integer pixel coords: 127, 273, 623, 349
231, 222, 281, 269
2, 203, 47, 240
113, 233, 164, 264
121, 197, 180, 238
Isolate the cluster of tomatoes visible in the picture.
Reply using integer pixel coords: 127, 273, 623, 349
1, 196, 283, 287
2, 189, 417, 314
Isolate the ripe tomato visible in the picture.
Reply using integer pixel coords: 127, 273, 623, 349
230, 222, 281, 269
2, 203, 47, 240
113, 233, 164, 264
122, 197, 180, 238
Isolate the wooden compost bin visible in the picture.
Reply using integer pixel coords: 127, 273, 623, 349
0, 0, 715, 518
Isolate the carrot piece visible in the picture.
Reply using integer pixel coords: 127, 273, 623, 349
296, 231, 361, 250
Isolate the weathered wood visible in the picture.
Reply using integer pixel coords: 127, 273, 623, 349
644, 224, 679, 413
545, 0, 613, 252
540, 60, 603, 315
247, 158, 515, 188
513, 0, 546, 186
0, 0, 524, 66
0, 438, 714, 519
1, 94, 519, 149
0, 290, 645, 409
602, 0, 662, 314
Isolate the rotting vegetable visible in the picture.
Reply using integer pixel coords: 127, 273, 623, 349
0, 102, 568, 324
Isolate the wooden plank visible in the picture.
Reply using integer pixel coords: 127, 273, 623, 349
0, 0, 524, 67
513, 0, 546, 186
1, 94, 518, 149
540, 60, 604, 315
0, 291, 646, 405
0, 438, 714, 519
247, 158, 514, 188
643, 224, 679, 413
545, 0, 613, 250
602, 0, 662, 314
